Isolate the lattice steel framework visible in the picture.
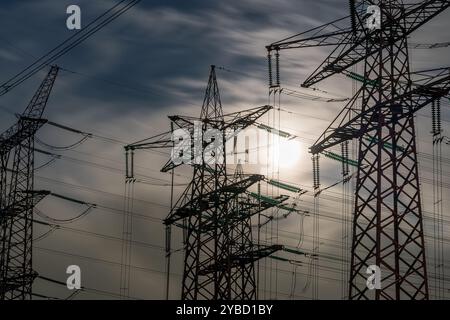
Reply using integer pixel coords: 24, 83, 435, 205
267, 0, 450, 299
176, 65, 230, 299
126, 66, 281, 300
0, 66, 59, 300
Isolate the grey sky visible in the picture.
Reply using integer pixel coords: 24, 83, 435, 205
0, 0, 449, 299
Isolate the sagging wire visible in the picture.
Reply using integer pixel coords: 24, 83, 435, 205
432, 98, 442, 135
133, 178, 189, 187
33, 120, 92, 169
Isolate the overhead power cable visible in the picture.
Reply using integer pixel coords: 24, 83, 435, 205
0, 0, 141, 96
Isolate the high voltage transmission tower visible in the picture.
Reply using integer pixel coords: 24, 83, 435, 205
0, 66, 59, 300
267, 0, 450, 299
125, 65, 289, 300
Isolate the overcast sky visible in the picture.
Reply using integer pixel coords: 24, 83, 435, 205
0, 0, 449, 300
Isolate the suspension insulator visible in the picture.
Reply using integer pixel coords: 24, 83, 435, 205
165, 225, 172, 256
432, 100, 436, 135
268, 51, 273, 88
312, 155, 320, 190
125, 149, 129, 179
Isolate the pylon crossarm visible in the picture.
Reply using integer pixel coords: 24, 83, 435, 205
302, 1, 450, 87
170, 105, 273, 128
311, 72, 450, 154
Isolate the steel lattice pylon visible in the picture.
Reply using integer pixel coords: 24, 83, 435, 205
0, 66, 59, 300
125, 66, 282, 300
268, 0, 450, 299
348, 1, 427, 299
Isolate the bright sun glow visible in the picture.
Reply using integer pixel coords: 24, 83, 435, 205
273, 139, 302, 169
